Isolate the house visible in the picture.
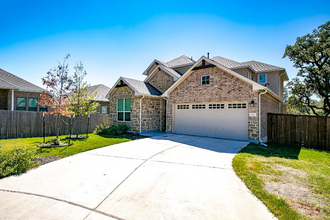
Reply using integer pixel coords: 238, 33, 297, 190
87, 84, 111, 114
106, 55, 289, 143
0, 68, 46, 112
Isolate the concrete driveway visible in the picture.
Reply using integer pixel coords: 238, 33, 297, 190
0, 134, 276, 220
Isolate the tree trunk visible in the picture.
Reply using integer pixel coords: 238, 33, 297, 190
56, 114, 60, 138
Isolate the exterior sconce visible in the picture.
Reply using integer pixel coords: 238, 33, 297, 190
250, 100, 255, 106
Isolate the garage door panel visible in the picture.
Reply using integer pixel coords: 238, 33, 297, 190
174, 103, 248, 140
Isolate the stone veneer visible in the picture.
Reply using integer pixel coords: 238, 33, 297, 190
166, 67, 260, 141
108, 86, 163, 132
146, 69, 175, 93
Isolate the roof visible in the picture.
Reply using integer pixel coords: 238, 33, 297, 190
0, 68, 44, 92
143, 55, 195, 75
212, 56, 286, 74
87, 84, 111, 102
165, 55, 195, 68
162, 56, 279, 98
107, 77, 162, 98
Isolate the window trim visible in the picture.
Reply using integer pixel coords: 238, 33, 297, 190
258, 74, 266, 83
201, 75, 210, 85
117, 98, 131, 122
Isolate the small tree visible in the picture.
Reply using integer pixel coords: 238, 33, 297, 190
71, 61, 99, 138
283, 21, 330, 116
38, 54, 73, 138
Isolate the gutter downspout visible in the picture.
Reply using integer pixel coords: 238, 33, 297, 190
259, 90, 268, 145
139, 95, 145, 134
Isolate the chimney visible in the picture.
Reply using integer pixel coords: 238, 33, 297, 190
207, 52, 210, 58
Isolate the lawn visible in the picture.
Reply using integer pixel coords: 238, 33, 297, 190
233, 143, 330, 220
0, 134, 131, 157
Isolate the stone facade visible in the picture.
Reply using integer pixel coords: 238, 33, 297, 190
108, 86, 163, 132
260, 94, 280, 141
166, 67, 260, 141
146, 69, 175, 93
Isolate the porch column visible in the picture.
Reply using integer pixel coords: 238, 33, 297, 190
11, 89, 14, 111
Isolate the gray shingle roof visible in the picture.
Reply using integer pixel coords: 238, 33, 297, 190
166, 55, 195, 68
122, 77, 162, 96
87, 84, 111, 102
211, 56, 284, 73
0, 68, 44, 92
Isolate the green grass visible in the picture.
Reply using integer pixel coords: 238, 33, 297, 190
0, 134, 131, 158
233, 143, 330, 220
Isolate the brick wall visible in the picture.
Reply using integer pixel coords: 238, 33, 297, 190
166, 67, 260, 140
147, 69, 175, 93
260, 94, 280, 141
0, 89, 8, 110
8, 91, 41, 112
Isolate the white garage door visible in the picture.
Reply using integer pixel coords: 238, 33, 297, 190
173, 103, 248, 140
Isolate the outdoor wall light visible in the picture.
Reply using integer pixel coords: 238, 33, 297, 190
250, 100, 255, 106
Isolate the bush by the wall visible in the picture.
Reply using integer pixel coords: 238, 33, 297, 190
0, 145, 39, 178
94, 124, 129, 135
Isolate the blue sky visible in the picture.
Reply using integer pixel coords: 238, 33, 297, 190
1, 0, 330, 89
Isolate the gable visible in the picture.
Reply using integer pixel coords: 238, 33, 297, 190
146, 68, 175, 94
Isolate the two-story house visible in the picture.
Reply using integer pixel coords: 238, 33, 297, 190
106, 55, 288, 143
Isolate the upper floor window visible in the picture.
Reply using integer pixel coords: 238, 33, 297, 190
16, 98, 26, 111
28, 98, 37, 111
258, 74, 266, 83
201, 75, 210, 85
117, 98, 131, 122
247, 72, 252, 79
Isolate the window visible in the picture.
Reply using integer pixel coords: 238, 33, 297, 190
28, 98, 37, 111
177, 105, 189, 109
247, 72, 252, 79
117, 98, 131, 122
16, 98, 26, 111
258, 74, 266, 83
209, 104, 224, 109
228, 103, 247, 109
201, 75, 210, 85
192, 104, 206, 109
101, 106, 107, 114
39, 105, 48, 112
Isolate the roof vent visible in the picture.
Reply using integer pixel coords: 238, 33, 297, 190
207, 52, 209, 58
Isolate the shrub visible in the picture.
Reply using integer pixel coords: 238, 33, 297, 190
94, 124, 129, 135
51, 137, 61, 145
0, 145, 39, 178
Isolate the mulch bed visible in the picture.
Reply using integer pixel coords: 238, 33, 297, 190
35, 156, 62, 166
116, 133, 147, 140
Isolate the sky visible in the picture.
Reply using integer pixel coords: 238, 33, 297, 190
1, 0, 330, 89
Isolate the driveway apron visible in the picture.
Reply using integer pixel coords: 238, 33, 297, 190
0, 134, 276, 220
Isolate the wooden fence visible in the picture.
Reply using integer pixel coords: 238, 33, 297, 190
268, 113, 330, 151
0, 110, 110, 139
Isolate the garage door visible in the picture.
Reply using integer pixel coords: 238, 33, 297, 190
173, 103, 248, 140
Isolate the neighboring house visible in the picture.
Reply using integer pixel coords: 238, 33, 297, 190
0, 68, 46, 112
87, 84, 111, 114
106, 55, 289, 143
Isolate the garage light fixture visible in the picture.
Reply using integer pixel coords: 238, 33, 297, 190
250, 100, 255, 106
